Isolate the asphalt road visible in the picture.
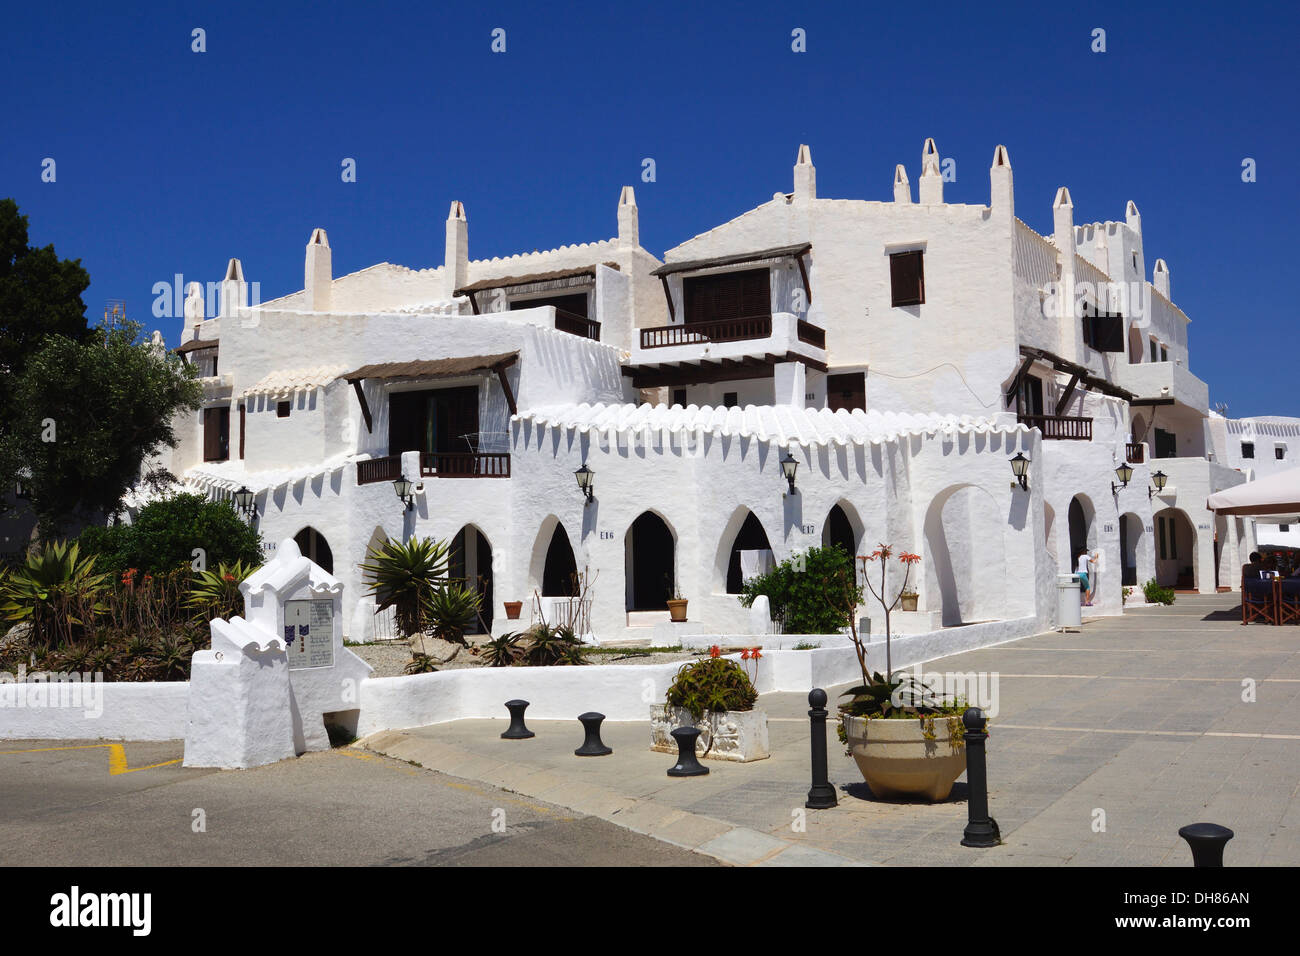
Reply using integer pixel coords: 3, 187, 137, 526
0, 740, 720, 867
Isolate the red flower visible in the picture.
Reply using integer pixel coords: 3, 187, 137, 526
741, 648, 750, 660
709, 645, 721, 659
750, 647, 762, 660
222, 573, 236, 583
899, 552, 922, 565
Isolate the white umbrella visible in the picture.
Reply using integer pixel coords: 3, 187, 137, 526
1206, 467, 1300, 517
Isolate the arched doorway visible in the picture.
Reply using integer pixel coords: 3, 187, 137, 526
1154, 507, 1196, 589
822, 503, 858, 558
294, 526, 333, 574
1067, 495, 1095, 568
725, 511, 774, 594
1128, 326, 1144, 364
1119, 512, 1144, 587
451, 525, 493, 632
541, 523, 579, 597
626, 511, 675, 610
924, 484, 1005, 626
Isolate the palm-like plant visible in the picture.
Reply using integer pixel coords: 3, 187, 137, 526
425, 583, 482, 648
359, 536, 452, 652
0, 541, 109, 649
186, 559, 258, 622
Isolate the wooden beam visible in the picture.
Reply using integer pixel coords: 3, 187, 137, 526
796, 253, 812, 305
468, 291, 480, 315
494, 363, 518, 416
660, 276, 675, 321
1055, 373, 1081, 416
1005, 354, 1037, 406
350, 379, 373, 433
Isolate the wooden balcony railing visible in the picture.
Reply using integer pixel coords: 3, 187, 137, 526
419, 452, 511, 478
1018, 414, 1093, 441
796, 320, 826, 349
554, 308, 600, 341
640, 315, 772, 349
1125, 442, 1145, 463
356, 455, 403, 485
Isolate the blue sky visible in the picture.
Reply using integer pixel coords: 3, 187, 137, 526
2, 1, 1296, 417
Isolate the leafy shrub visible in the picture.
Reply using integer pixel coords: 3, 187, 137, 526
0, 541, 109, 649
78, 494, 262, 577
1142, 578, 1176, 605
738, 544, 861, 634
665, 657, 758, 719
476, 624, 586, 667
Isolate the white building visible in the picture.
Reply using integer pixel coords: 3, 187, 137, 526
147, 142, 1254, 642
1208, 412, 1300, 550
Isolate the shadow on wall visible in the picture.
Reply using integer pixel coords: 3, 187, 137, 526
924, 484, 1005, 627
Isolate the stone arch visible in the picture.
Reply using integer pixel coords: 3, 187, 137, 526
451, 524, 493, 631
1067, 494, 1097, 567
1119, 511, 1147, 587
530, 517, 578, 597
923, 483, 1006, 626
294, 526, 333, 574
1154, 507, 1197, 589
821, 500, 863, 559
626, 510, 676, 611
712, 508, 774, 594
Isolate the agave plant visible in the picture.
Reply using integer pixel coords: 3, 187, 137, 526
479, 632, 525, 667
186, 559, 258, 622
359, 536, 451, 648
0, 541, 109, 649
424, 583, 482, 648
523, 623, 588, 667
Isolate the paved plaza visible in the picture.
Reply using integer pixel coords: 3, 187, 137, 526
364, 593, 1300, 866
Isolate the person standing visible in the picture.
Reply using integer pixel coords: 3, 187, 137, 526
1075, 548, 1093, 607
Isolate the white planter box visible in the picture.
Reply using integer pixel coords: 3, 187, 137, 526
649, 703, 770, 762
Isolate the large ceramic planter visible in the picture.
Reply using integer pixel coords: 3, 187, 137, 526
650, 704, 769, 761
842, 714, 966, 801
666, 599, 688, 622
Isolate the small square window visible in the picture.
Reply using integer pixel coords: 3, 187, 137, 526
1241, 442, 1255, 459
1281, 524, 1291, 533
889, 250, 925, 307
277, 401, 291, 418
1160, 345, 1168, 362
1276, 446, 1286, 460
723, 392, 738, 409
1149, 338, 1158, 361
672, 388, 687, 408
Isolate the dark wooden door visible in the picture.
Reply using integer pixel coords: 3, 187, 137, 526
827, 372, 866, 413
683, 268, 770, 325
203, 407, 230, 462
433, 386, 479, 453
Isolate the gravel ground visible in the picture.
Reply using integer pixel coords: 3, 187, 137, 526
349, 637, 701, 678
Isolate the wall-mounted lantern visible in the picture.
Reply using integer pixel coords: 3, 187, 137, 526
393, 475, 415, 511
1149, 470, 1168, 501
1009, 452, 1030, 491
232, 484, 257, 520
780, 452, 799, 495
1112, 461, 1134, 495
574, 463, 594, 504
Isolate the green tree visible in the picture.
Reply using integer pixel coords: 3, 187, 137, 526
739, 544, 862, 634
1, 320, 202, 536
77, 493, 262, 577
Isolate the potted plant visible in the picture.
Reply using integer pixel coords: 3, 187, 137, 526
665, 578, 688, 622
899, 588, 919, 612
833, 545, 976, 801
650, 652, 769, 761
503, 600, 523, 620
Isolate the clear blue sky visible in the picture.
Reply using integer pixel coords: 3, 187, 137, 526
2, 1, 1295, 417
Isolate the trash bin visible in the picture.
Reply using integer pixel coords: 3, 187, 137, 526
1057, 573, 1082, 628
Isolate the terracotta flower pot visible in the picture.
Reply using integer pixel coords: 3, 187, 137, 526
503, 601, 523, 620
666, 599, 688, 622
900, 593, 919, 612
842, 714, 966, 802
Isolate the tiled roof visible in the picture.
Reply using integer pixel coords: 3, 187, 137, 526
242, 366, 349, 398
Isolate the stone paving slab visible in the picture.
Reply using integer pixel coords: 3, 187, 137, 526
361, 594, 1300, 866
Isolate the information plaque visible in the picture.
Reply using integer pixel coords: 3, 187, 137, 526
285, 598, 335, 669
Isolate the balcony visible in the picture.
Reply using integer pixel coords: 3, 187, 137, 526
1126, 442, 1145, 463
1018, 413, 1093, 441
420, 452, 510, 478
640, 315, 772, 349
630, 311, 826, 373
1115, 361, 1209, 415
356, 455, 402, 485
553, 308, 601, 341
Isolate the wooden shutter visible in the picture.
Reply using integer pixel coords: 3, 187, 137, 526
238, 403, 245, 459
203, 408, 219, 461
889, 251, 924, 306
683, 268, 771, 325
827, 372, 866, 412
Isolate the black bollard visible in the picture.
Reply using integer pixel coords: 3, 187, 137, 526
1178, 823, 1234, 867
960, 706, 1001, 848
666, 726, 709, 777
805, 688, 837, 809
574, 712, 612, 756
500, 699, 535, 740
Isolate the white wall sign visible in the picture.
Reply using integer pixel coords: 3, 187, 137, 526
286, 599, 335, 669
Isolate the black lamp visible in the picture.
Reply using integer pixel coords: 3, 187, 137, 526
780, 452, 799, 495
1112, 461, 1133, 495
232, 485, 257, 519
1149, 470, 1168, 501
393, 475, 414, 511
574, 463, 594, 503
1009, 452, 1030, 491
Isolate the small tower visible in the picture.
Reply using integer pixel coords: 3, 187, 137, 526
617, 186, 639, 248
918, 138, 943, 204
793, 144, 816, 201
304, 228, 332, 312
989, 144, 1013, 221
444, 201, 468, 301
219, 258, 247, 317
893, 164, 912, 204
1153, 258, 1171, 299
1125, 199, 1142, 237
1052, 187, 1076, 327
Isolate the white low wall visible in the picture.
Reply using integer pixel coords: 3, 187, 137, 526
0, 616, 1044, 742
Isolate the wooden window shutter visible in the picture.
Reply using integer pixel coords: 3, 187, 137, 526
238, 403, 245, 459
889, 251, 924, 307
203, 408, 219, 461
827, 372, 866, 412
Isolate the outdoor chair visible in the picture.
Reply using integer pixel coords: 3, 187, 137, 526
1278, 579, 1300, 626
1242, 577, 1278, 625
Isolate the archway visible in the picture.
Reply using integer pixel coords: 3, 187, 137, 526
1119, 512, 1144, 587
725, 511, 774, 594
1067, 495, 1096, 568
1154, 507, 1196, 589
626, 511, 675, 610
451, 525, 493, 632
541, 523, 579, 597
294, 526, 333, 574
923, 484, 1005, 626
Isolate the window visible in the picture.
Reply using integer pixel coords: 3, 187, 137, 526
1154, 428, 1177, 459
683, 269, 770, 325
1276, 445, 1286, 460
1281, 524, 1291, 533
238, 403, 245, 460
277, 400, 291, 418
1242, 442, 1255, 459
1149, 338, 1158, 362
1082, 304, 1124, 352
723, 392, 738, 409
203, 406, 230, 462
1160, 344, 1168, 362
889, 250, 925, 307
827, 372, 866, 412
509, 292, 587, 318
672, 388, 687, 408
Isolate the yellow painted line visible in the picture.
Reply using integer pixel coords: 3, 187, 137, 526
0, 743, 182, 774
